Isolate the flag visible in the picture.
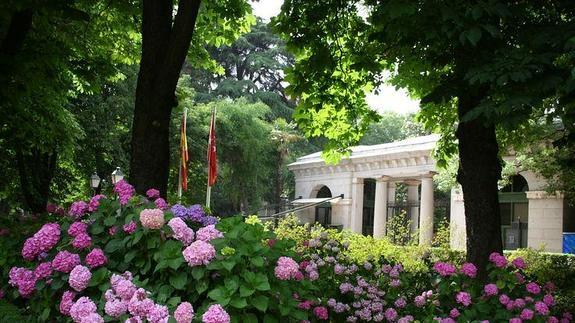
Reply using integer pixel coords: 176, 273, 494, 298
207, 108, 217, 187
179, 110, 189, 191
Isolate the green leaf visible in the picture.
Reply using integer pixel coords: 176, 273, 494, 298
88, 267, 108, 287
90, 223, 104, 235
466, 27, 482, 46
168, 257, 184, 270
192, 267, 205, 280
229, 297, 248, 309
104, 216, 117, 226
224, 277, 239, 294
208, 287, 228, 302
222, 260, 235, 272
250, 256, 264, 267
241, 313, 258, 323
239, 284, 255, 297
105, 239, 123, 253
251, 295, 269, 312
263, 314, 278, 323
124, 250, 138, 263
253, 273, 270, 291
169, 272, 187, 290
195, 280, 208, 294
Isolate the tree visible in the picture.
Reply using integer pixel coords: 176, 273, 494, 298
359, 112, 427, 145
0, 1, 139, 212
129, 0, 254, 196
188, 19, 296, 120
274, 0, 575, 273
270, 119, 302, 212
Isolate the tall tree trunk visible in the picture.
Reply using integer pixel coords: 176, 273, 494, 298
456, 90, 503, 277
15, 148, 57, 213
129, 0, 201, 196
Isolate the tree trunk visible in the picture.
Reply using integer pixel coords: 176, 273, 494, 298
129, 0, 201, 196
15, 148, 57, 213
456, 90, 503, 277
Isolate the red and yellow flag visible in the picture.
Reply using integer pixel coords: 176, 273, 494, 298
180, 111, 189, 191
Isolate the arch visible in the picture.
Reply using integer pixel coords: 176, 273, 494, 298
501, 174, 529, 193
310, 184, 332, 198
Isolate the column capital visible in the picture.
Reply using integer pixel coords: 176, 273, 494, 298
352, 177, 364, 185
376, 176, 391, 182
404, 179, 420, 186
420, 171, 438, 179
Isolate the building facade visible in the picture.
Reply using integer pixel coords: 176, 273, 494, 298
288, 135, 574, 252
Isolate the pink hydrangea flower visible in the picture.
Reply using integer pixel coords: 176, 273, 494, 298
115, 279, 137, 301
202, 304, 230, 323
433, 262, 457, 277
81, 313, 104, 323
509, 318, 522, 323
86, 248, 107, 268
456, 291, 472, 307
60, 291, 76, 315
526, 282, 541, 294
385, 308, 398, 321
109, 226, 117, 236
52, 251, 81, 273
183, 240, 216, 267
520, 308, 534, 320
168, 217, 194, 245
34, 262, 53, 280
72, 233, 92, 249
195, 225, 223, 242
146, 188, 160, 199
535, 301, 550, 315
460, 263, 477, 278
69, 265, 92, 292
414, 295, 426, 307
69, 201, 89, 218
105, 298, 127, 318
154, 198, 169, 210
489, 252, 508, 268
174, 302, 194, 323
274, 256, 299, 280
543, 294, 555, 306
484, 283, 498, 296
147, 304, 169, 322
314, 306, 329, 320
68, 222, 89, 237
114, 180, 135, 205
139, 209, 165, 229
450, 308, 460, 318
88, 194, 105, 212
499, 294, 511, 305
512, 257, 526, 269
22, 223, 61, 260
21, 237, 40, 261
8, 267, 36, 297
123, 221, 137, 234
70, 297, 97, 322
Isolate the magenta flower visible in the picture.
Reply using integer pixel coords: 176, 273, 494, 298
456, 291, 472, 307
34, 262, 53, 280
196, 225, 223, 242
168, 217, 194, 245
488, 252, 508, 268
202, 304, 230, 323
449, 308, 460, 318
433, 262, 457, 277
69, 265, 92, 292
484, 283, 498, 296
520, 308, 534, 320
105, 298, 127, 318
88, 194, 105, 212
68, 222, 88, 237
8, 267, 36, 298
52, 251, 81, 273
183, 240, 216, 267
114, 180, 135, 205
86, 248, 107, 268
526, 282, 541, 294
146, 188, 160, 199
147, 304, 169, 322
72, 232, 92, 249
154, 198, 169, 210
314, 306, 329, 320
59, 290, 76, 315
274, 256, 299, 280
384, 308, 398, 321
535, 301, 550, 315
69, 201, 89, 218
512, 257, 526, 269
174, 302, 194, 323
460, 263, 477, 278
123, 221, 137, 234
69, 297, 97, 322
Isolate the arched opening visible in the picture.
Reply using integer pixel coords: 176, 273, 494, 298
314, 185, 332, 226
500, 174, 529, 250
362, 179, 376, 236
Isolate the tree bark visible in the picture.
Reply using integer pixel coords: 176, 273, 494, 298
129, 0, 201, 196
456, 90, 503, 277
15, 148, 57, 213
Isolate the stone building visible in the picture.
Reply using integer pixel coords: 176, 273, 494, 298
288, 135, 574, 253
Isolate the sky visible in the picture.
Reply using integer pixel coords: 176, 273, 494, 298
250, 0, 420, 115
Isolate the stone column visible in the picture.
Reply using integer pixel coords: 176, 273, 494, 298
419, 173, 435, 245
373, 176, 390, 238
526, 191, 564, 252
350, 178, 364, 234
388, 182, 396, 204
405, 180, 420, 234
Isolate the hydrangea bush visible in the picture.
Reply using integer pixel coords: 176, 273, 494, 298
1, 183, 573, 322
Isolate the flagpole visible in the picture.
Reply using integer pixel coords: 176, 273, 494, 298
206, 106, 216, 208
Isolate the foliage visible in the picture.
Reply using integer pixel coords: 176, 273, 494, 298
359, 112, 428, 146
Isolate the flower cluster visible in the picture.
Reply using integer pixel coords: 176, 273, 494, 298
202, 304, 230, 323
155, 198, 169, 210
52, 251, 81, 273
88, 194, 105, 212
183, 240, 216, 267
69, 201, 88, 218
171, 204, 217, 226
8, 267, 36, 297
274, 256, 300, 280
85, 248, 107, 268
168, 217, 194, 245
69, 265, 92, 292
146, 188, 160, 199
196, 224, 223, 242
68, 221, 88, 237
140, 208, 165, 229
69, 296, 103, 322
123, 220, 137, 234
21, 223, 61, 260
113, 180, 135, 205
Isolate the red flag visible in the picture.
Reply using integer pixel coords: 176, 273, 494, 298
207, 108, 217, 186
180, 111, 189, 191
